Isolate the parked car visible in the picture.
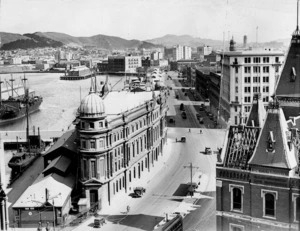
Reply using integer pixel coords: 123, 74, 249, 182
205, 147, 212, 154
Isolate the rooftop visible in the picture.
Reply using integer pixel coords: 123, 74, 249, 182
103, 90, 160, 115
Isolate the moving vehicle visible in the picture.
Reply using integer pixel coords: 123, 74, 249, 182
181, 111, 187, 119
199, 116, 204, 124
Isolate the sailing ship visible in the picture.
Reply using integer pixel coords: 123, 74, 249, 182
0, 75, 43, 125
8, 76, 44, 179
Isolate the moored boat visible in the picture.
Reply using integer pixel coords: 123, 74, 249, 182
0, 75, 43, 125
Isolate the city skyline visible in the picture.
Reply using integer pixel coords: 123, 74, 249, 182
0, 0, 297, 43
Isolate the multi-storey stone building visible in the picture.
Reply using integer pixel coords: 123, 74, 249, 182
78, 84, 168, 209
220, 38, 284, 125
216, 22, 300, 231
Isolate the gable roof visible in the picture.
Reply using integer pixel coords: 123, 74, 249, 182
43, 155, 72, 176
44, 129, 77, 156
249, 107, 297, 169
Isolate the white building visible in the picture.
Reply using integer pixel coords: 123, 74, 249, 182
125, 56, 142, 73
220, 48, 285, 125
183, 46, 192, 60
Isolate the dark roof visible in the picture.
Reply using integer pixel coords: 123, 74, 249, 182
249, 108, 290, 169
246, 95, 266, 127
44, 129, 77, 156
275, 36, 300, 98
43, 155, 72, 176
281, 106, 300, 120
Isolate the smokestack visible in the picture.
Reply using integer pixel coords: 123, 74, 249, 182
243, 35, 247, 48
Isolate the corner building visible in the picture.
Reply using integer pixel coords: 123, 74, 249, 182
78, 88, 168, 209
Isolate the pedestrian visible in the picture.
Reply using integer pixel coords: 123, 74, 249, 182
189, 128, 191, 133
200, 130, 202, 134
127, 205, 130, 213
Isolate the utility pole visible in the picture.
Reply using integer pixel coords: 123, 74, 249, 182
183, 163, 199, 197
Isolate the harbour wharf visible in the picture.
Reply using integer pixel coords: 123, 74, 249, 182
0, 130, 65, 149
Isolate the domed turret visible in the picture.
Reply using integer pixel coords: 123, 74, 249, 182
79, 92, 105, 118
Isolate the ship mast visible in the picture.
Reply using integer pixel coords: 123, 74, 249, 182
9, 75, 14, 98
0, 77, 3, 107
22, 74, 30, 150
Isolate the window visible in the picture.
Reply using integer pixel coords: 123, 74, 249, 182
235, 67, 238, 74
244, 96, 251, 103
253, 57, 261, 63
262, 190, 277, 218
90, 123, 94, 129
229, 224, 244, 231
235, 96, 238, 102
90, 140, 95, 149
230, 185, 244, 212
91, 160, 96, 178
235, 87, 238, 93
245, 106, 251, 112
235, 77, 238, 83
83, 159, 88, 178
253, 66, 260, 73
244, 67, 251, 73
99, 139, 104, 148
263, 86, 269, 93
293, 194, 300, 221
263, 76, 269, 82
244, 77, 251, 83
99, 121, 103, 128
263, 66, 269, 73
244, 87, 250, 93
81, 122, 85, 129
235, 106, 237, 112
265, 193, 275, 216
82, 140, 86, 149
244, 57, 251, 63
263, 57, 269, 63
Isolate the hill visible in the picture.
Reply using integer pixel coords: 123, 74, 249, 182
145, 34, 225, 49
0, 32, 161, 50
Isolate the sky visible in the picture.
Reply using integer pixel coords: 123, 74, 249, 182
0, 0, 298, 42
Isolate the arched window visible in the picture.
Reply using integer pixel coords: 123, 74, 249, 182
295, 197, 300, 221
233, 188, 242, 210
265, 193, 275, 216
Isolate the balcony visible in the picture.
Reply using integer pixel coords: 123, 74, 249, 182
230, 101, 241, 106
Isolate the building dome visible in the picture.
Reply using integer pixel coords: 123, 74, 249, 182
79, 92, 105, 118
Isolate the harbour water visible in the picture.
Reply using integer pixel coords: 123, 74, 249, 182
1, 73, 125, 185
0, 73, 125, 132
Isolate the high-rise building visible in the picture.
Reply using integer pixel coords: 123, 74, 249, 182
219, 37, 284, 124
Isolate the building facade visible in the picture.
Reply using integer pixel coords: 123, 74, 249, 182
220, 45, 284, 125
216, 23, 300, 231
77, 87, 168, 210
125, 56, 142, 73
108, 56, 125, 72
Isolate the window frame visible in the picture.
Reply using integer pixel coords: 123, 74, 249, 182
229, 223, 244, 231
292, 193, 300, 222
261, 189, 278, 219
229, 184, 244, 213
